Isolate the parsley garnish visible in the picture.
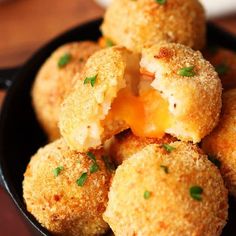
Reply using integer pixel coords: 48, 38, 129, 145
84, 74, 97, 87
160, 165, 169, 173
53, 166, 63, 177
106, 39, 114, 47
162, 144, 175, 153
144, 191, 151, 199
190, 186, 203, 201
76, 172, 88, 186
215, 63, 229, 75
208, 155, 221, 168
178, 66, 195, 77
155, 0, 166, 4
58, 53, 72, 68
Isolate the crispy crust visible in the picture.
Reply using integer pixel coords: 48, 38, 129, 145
202, 89, 236, 197
59, 46, 139, 152
101, 0, 206, 52
23, 139, 111, 236
141, 43, 222, 143
109, 129, 176, 165
203, 47, 236, 90
104, 142, 228, 236
32, 41, 100, 141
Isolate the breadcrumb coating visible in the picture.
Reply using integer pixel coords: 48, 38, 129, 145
23, 139, 111, 236
203, 47, 236, 90
59, 46, 139, 152
32, 41, 100, 141
109, 129, 176, 165
202, 89, 236, 197
101, 0, 206, 52
104, 142, 228, 236
141, 43, 222, 142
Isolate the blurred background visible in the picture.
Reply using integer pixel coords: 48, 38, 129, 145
0, 0, 235, 235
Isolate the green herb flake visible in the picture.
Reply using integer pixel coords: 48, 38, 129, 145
102, 155, 116, 171
84, 74, 97, 87
90, 162, 100, 173
144, 190, 151, 199
190, 186, 203, 201
208, 155, 221, 168
58, 53, 72, 68
155, 0, 166, 4
76, 172, 88, 186
87, 152, 96, 162
162, 144, 176, 153
178, 66, 195, 77
160, 165, 169, 174
106, 39, 114, 47
53, 166, 63, 177
215, 63, 229, 75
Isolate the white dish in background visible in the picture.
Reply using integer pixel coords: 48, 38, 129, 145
94, 0, 236, 18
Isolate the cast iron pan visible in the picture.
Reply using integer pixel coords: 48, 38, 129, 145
0, 19, 236, 236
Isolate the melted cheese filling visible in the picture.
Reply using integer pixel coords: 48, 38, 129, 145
105, 79, 173, 138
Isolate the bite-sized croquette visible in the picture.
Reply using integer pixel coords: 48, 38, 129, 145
104, 142, 228, 236
202, 89, 236, 197
23, 139, 111, 236
59, 46, 140, 152
203, 47, 236, 90
101, 0, 206, 52
109, 129, 176, 165
141, 43, 222, 143
32, 41, 100, 141
60, 43, 222, 152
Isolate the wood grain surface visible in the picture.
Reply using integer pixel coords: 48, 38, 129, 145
0, 0, 235, 235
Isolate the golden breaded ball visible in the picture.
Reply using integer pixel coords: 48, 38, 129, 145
59, 46, 140, 152
101, 0, 206, 52
141, 43, 222, 143
32, 41, 100, 141
109, 129, 176, 165
23, 139, 111, 236
203, 47, 236, 90
202, 89, 236, 197
104, 142, 228, 236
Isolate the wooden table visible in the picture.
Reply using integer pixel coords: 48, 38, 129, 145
0, 0, 235, 235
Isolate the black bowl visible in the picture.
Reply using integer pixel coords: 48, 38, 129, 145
0, 19, 236, 235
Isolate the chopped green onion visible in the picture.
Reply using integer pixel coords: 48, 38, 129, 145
155, 0, 166, 4
102, 155, 116, 171
178, 66, 195, 77
215, 63, 229, 75
144, 191, 151, 199
87, 152, 96, 162
76, 172, 88, 186
84, 74, 97, 87
162, 144, 176, 153
208, 155, 221, 169
90, 162, 100, 173
53, 166, 63, 177
106, 39, 114, 47
160, 165, 169, 174
190, 186, 203, 201
58, 53, 72, 68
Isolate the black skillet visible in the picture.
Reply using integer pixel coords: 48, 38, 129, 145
0, 18, 236, 236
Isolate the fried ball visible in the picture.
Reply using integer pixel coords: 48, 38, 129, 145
109, 129, 176, 165
32, 41, 100, 141
202, 89, 236, 197
140, 43, 222, 143
101, 0, 206, 52
59, 46, 140, 152
104, 142, 228, 236
203, 47, 236, 90
23, 138, 111, 236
